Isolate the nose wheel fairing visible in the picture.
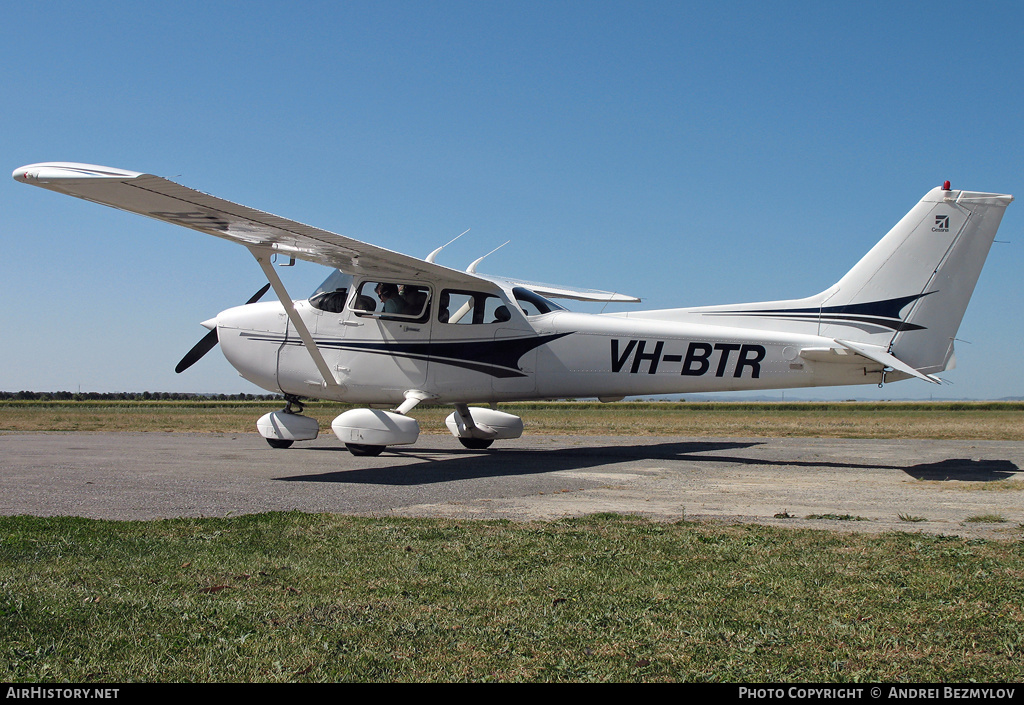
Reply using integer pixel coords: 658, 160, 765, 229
256, 397, 320, 449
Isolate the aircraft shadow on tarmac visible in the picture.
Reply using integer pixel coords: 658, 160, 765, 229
902, 458, 1020, 482
271, 440, 1006, 486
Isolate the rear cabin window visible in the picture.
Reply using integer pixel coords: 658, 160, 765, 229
438, 290, 511, 325
350, 280, 431, 321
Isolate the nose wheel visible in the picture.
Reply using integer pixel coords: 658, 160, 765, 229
345, 443, 385, 456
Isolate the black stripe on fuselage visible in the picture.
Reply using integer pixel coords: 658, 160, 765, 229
239, 332, 572, 378
703, 292, 934, 332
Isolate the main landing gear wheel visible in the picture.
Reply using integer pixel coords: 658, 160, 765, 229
458, 438, 494, 450
266, 438, 294, 449
346, 443, 385, 457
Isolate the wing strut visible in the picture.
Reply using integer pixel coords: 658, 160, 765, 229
248, 247, 344, 394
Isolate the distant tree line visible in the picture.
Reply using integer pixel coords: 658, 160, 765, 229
0, 391, 284, 401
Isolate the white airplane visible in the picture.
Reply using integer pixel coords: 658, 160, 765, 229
13, 163, 1013, 455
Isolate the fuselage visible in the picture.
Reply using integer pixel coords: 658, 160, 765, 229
214, 282, 893, 405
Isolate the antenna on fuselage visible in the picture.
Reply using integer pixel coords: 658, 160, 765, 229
426, 228, 471, 263
467, 241, 510, 274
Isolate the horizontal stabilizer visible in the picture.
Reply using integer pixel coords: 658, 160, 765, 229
835, 339, 941, 384
799, 340, 940, 383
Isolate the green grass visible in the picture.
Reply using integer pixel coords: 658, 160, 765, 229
2, 400, 1024, 439
2, 513, 1022, 682
2, 401, 1023, 681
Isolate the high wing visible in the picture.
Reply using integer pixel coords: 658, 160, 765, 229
13, 162, 638, 302
13, 162, 478, 284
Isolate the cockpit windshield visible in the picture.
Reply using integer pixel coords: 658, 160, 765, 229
309, 269, 353, 313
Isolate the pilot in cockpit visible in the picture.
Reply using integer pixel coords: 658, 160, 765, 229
375, 283, 406, 314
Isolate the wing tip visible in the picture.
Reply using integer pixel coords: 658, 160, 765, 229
13, 162, 143, 184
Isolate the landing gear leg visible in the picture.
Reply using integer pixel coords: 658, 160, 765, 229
282, 395, 304, 415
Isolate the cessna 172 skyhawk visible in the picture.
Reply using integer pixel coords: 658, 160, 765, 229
14, 163, 1013, 455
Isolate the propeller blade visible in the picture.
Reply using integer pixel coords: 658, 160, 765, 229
246, 282, 272, 304
175, 329, 219, 373
174, 283, 272, 374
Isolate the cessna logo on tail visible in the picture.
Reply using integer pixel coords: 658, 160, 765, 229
933, 215, 950, 232
612, 339, 766, 377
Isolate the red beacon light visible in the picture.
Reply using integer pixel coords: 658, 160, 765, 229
942, 180, 952, 191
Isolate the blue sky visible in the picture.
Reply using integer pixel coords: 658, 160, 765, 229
3, 1, 1022, 399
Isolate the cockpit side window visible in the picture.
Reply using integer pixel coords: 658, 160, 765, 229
350, 280, 431, 321
512, 287, 565, 316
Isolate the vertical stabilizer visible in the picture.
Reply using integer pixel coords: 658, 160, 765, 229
817, 185, 1012, 374
624, 183, 1012, 382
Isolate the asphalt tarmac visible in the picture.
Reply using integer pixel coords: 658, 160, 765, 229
1, 432, 1022, 539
